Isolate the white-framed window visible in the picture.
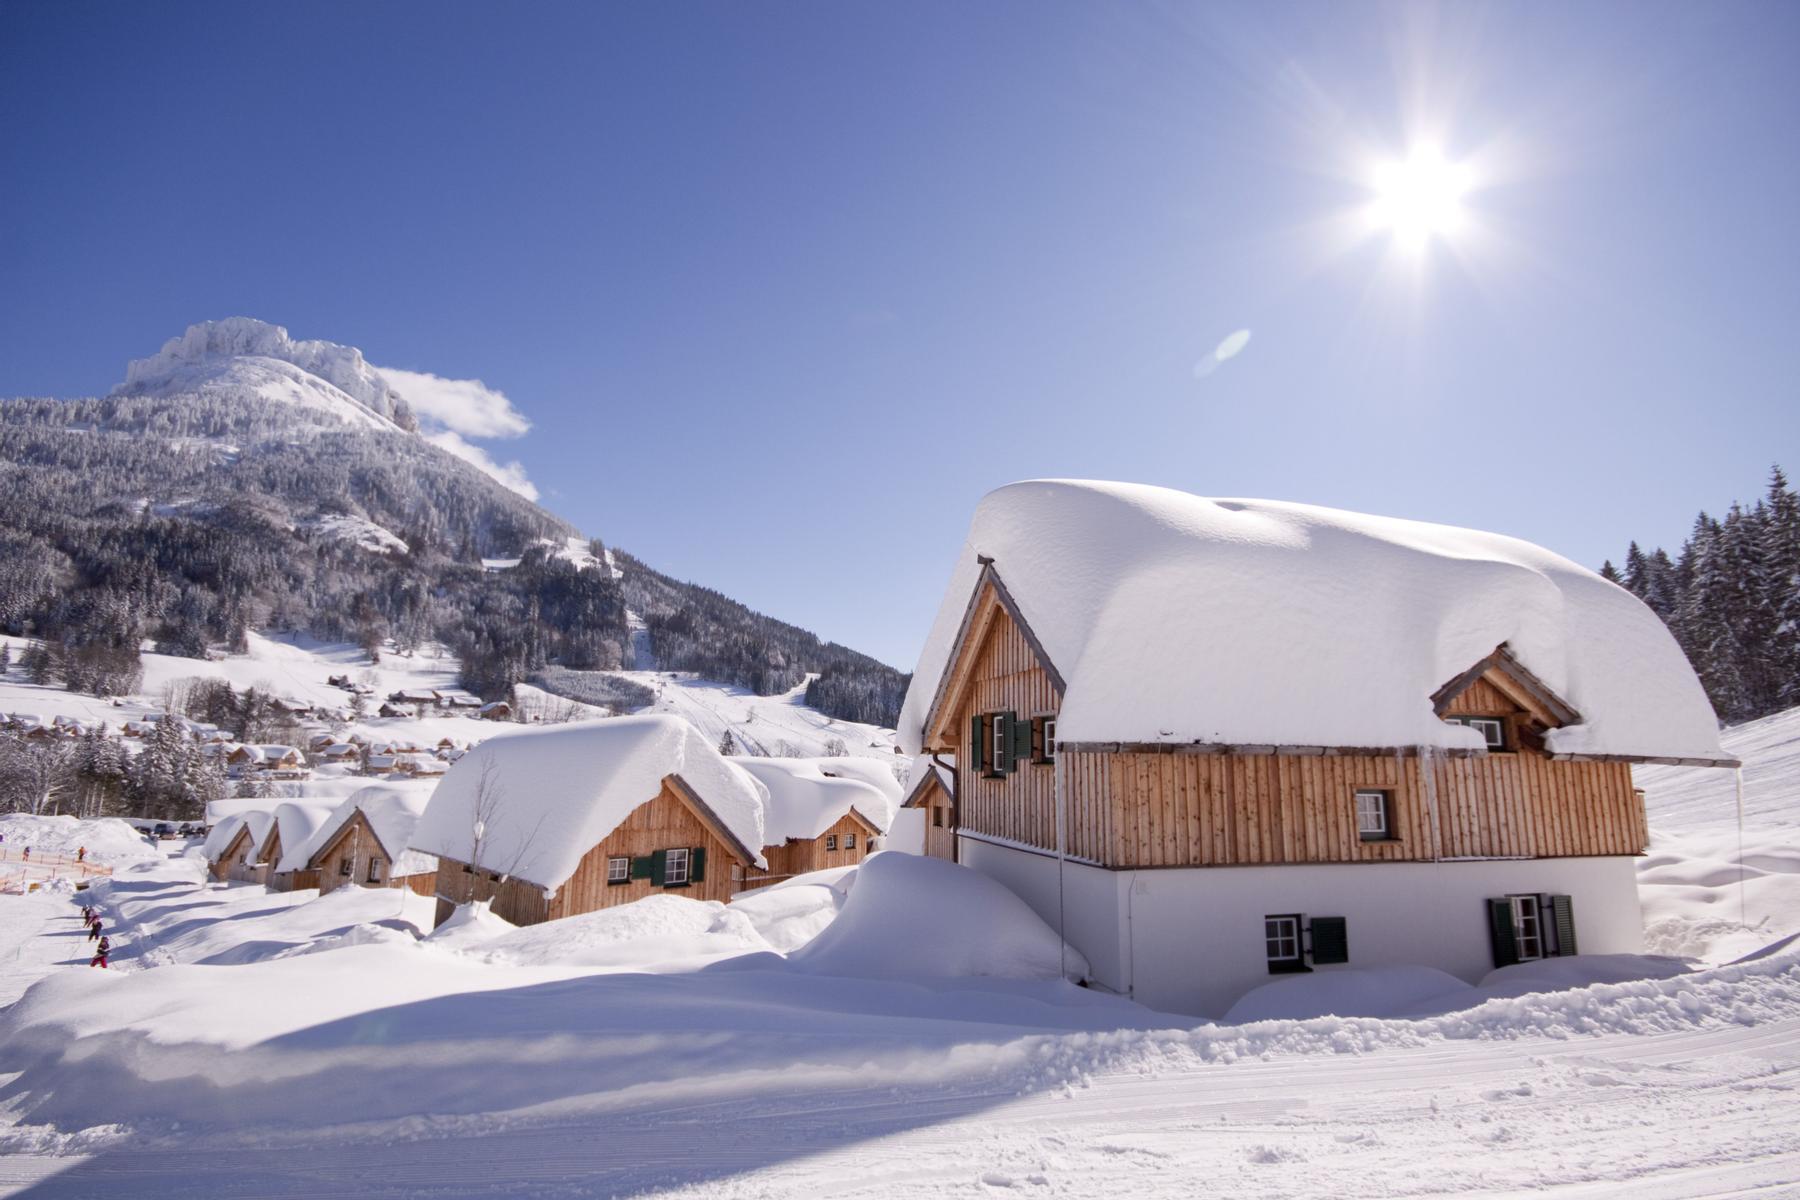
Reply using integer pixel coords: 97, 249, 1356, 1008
1450, 715, 1507, 749
826, 835, 838, 851
1033, 715, 1058, 763
1354, 790, 1391, 840
1265, 914, 1304, 970
338, 858, 352, 876
990, 714, 1007, 772
1509, 894, 1544, 961
665, 847, 690, 886
607, 856, 630, 884
366, 858, 383, 883
845, 833, 856, 849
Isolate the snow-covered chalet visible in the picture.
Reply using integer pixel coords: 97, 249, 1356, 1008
897, 479, 1738, 1017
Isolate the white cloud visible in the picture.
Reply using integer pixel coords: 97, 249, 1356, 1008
1193, 329, 1253, 379
377, 366, 532, 439
425, 430, 540, 502
375, 363, 539, 499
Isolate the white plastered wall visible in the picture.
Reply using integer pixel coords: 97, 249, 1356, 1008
959, 836, 1643, 1020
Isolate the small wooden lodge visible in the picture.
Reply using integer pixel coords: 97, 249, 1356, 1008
409, 714, 769, 928
898, 480, 1740, 1017
901, 760, 956, 862
733, 758, 894, 885
299, 786, 438, 897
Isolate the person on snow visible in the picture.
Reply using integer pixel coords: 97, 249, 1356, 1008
87, 919, 102, 942
20, 846, 28, 861
90, 938, 109, 968
76, 846, 86, 863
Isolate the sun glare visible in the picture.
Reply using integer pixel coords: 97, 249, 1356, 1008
1368, 146, 1473, 248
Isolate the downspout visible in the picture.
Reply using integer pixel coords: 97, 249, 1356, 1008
932, 751, 958, 865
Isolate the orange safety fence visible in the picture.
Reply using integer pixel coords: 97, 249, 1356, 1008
0, 847, 114, 894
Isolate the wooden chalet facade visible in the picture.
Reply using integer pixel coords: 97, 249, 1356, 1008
429, 773, 760, 928
902, 482, 1738, 1019
308, 809, 437, 898
755, 808, 880, 883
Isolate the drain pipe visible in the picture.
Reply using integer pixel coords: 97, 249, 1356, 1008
932, 751, 958, 865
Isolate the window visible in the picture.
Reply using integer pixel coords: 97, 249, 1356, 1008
606, 856, 630, 885
339, 858, 352, 876
366, 858, 383, 883
1354, 790, 1392, 841
1510, 894, 1544, 961
664, 847, 690, 886
932, 806, 944, 828
826, 835, 838, 851
1265, 915, 1307, 973
1032, 715, 1057, 763
845, 833, 856, 849
1448, 715, 1507, 749
989, 713, 1008, 775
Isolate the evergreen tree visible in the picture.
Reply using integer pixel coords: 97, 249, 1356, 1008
718, 729, 738, 756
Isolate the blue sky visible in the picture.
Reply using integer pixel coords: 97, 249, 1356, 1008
3, 2, 1796, 671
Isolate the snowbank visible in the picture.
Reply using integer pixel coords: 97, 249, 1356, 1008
1224, 966, 1472, 1023
899, 480, 1729, 763
460, 894, 773, 970
410, 715, 768, 888
733, 757, 892, 844
0, 815, 158, 867
787, 852, 1089, 981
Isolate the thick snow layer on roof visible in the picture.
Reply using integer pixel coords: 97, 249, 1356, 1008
269, 803, 337, 873
787, 852, 1089, 982
733, 758, 892, 844
899, 480, 1728, 762
210, 810, 274, 862
805, 756, 903, 821
300, 785, 437, 878
201, 815, 247, 863
410, 715, 767, 889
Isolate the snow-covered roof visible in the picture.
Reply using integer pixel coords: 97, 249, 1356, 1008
733, 758, 892, 845
202, 814, 248, 863
899, 480, 1730, 764
270, 802, 338, 873
409, 715, 769, 889
901, 755, 952, 807
219, 810, 275, 861
300, 785, 437, 879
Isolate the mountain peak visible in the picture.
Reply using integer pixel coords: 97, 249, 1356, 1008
114, 318, 416, 431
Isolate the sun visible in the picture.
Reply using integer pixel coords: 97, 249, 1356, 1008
1367, 146, 1474, 248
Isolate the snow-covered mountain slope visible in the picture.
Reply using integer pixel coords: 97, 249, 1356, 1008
1634, 705, 1800, 962
1635, 704, 1800, 834
116, 318, 410, 431
624, 670, 898, 763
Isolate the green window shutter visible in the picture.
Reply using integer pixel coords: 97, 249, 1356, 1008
690, 847, 706, 883
1309, 916, 1349, 965
1009, 711, 1032, 764
650, 848, 668, 887
969, 714, 986, 775
630, 855, 654, 880
1487, 898, 1519, 968
1549, 894, 1577, 957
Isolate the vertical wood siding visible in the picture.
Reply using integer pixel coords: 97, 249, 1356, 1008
950, 587, 1062, 852
940, 587, 1647, 867
752, 812, 877, 883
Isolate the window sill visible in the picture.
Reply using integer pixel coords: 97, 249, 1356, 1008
1267, 961, 1313, 975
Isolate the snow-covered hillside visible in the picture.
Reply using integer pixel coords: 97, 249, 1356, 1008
1634, 705, 1800, 962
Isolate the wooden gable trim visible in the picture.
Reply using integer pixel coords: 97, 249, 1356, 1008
305, 809, 396, 871
219, 826, 255, 863
920, 563, 1064, 751
1431, 644, 1582, 728
901, 765, 950, 809
663, 772, 764, 868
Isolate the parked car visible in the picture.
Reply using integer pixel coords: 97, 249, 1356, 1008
152, 822, 176, 840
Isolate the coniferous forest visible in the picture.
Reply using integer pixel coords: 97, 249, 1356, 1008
1602, 465, 1800, 725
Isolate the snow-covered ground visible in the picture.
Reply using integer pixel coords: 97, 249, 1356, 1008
1, 707, 1796, 1196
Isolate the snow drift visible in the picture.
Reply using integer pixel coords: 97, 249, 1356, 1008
733, 757, 892, 844
899, 480, 1730, 763
787, 852, 1089, 981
